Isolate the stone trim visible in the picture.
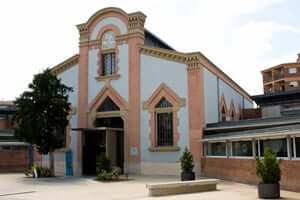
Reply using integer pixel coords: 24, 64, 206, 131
139, 45, 252, 103
220, 94, 228, 121
143, 83, 186, 150
229, 100, 236, 120
95, 74, 121, 84
148, 146, 180, 152
51, 54, 79, 75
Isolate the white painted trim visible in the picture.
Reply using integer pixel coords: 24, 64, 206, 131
0, 142, 30, 146
201, 131, 300, 142
229, 156, 254, 159
205, 120, 300, 131
293, 136, 297, 159
205, 155, 227, 158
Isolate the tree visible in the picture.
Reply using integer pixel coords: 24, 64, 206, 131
13, 68, 72, 176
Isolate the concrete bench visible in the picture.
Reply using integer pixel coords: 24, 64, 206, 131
146, 179, 219, 196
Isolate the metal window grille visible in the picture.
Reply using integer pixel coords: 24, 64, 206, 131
102, 53, 115, 76
97, 97, 120, 112
156, 112, 173, 146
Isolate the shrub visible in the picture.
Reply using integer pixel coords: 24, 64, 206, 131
96, 153, 111, 175
98, 167, 121, 181
256, 149, 281, 184
180, 147, 194, 173
24, 164, 52, 178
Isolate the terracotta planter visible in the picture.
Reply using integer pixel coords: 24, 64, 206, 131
181, 172, 195, 181
258, 183, 280, 199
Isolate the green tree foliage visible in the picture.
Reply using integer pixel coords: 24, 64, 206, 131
256, 149, 281, 184
180, 147, 194, 173
13, 68, 72, 175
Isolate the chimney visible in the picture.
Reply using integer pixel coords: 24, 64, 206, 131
297, 53, 300, 63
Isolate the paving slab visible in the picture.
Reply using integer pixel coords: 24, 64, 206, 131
0, 173, 299, 200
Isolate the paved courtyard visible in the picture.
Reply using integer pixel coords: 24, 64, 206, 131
0, 173, 299, 200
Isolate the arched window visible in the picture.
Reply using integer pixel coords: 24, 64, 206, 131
155, 98, 173, 146
101, 31, 116, 76
97, 97, 119, 112
221, 107, 226, 121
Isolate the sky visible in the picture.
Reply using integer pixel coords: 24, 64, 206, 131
0, 0, 300, 100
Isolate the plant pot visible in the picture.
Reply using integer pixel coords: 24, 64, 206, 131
181, 172, 195, 181
258, 183, 280, 199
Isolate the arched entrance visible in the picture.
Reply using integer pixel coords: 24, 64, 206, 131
82, 116, 124, 175
82, 86, 129, 175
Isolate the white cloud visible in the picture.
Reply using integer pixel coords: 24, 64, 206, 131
0, 0, 296, 99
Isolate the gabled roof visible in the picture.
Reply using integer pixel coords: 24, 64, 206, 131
51, 54, 79, 75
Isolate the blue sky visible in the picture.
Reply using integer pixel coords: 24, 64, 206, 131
0, 0, 299, 100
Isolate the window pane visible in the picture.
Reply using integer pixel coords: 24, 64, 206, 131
289, 68, 297, 74
102, 53, 115, 76
232, 141, 252, 157
207, 142, 226, 156
155, 98, 173, 108
156, 113, 173, 146
260, 138, 287, 157
296, 137, 300, 157
97, 97, 120, 112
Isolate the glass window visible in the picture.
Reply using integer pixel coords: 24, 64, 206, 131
102, 53, 115, 76
232, 141, 253, 157
296, 137, 300, 157
288, 68, 297, 74
97, 97, 120, 112
289, 81, 298, 87
260, 138, 287, 157
207, 142, 226, 156
156, 112, 173, 146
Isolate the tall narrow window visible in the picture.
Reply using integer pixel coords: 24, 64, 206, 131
101, 31, 116, 76
102, 53, 115, 76
155, 98, 173, 146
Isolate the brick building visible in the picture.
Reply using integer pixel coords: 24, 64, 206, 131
0, 101, 33, 172
262, 54, 300, 94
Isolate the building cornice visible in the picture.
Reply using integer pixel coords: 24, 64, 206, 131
139, 45, 252, 103
51, 54, 79, 75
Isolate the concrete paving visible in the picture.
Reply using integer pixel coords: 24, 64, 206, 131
0, 173, 299, 200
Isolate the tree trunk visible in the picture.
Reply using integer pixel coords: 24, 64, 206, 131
49, 151, 55, 177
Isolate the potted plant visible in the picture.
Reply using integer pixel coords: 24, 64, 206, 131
180, 147, 195, 181
256, 149, 281, 199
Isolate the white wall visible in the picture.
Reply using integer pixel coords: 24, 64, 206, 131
140, 54, 189, 163
88, 44, 129, 104
203, 67, 253, 124
57, 64, 78, 167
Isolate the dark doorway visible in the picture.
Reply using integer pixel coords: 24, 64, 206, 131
82, 131, 106, 175
82, 117, 124, 175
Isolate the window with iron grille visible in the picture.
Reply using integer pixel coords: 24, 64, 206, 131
155, 98, 173, 146
97, 97, 120, 112
102, 53, 115, 76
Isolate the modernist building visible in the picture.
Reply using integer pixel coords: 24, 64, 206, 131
0, 101, 33, 172
262, 54, 300, 94
48, 7, 253, 176
201, 60, 300, 191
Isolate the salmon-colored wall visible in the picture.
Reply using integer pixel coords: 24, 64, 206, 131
0, 151, 28, 172
201, 157, 300, 192
187, 66, 205, 174
128, 34, 144, 163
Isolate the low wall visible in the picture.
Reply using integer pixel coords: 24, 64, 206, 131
201, 158, 300, 192
0, 151, 28, 172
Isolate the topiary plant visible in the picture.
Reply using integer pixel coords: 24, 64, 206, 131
256, 149, 281, 184
180, 147, 194, 173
